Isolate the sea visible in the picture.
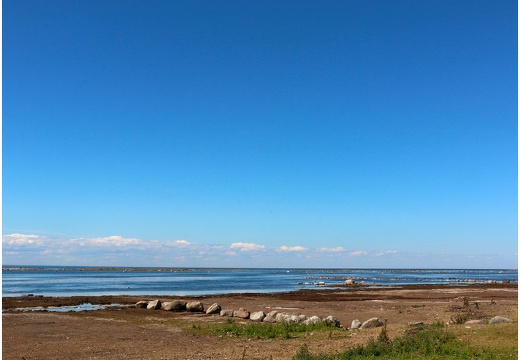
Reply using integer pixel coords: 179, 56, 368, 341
2, 266, 517, 297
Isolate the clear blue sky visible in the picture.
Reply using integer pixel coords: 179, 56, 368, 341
3, 0, 518, 268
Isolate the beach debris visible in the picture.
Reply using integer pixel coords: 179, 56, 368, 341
234, 307, 250, 319
206, 303, 221, 315
219, 309, 234, 317
147, 300, 161, 310
250, 311, 266, 322
135, 301, 148, 308
360, 317, 384, 329
489, 316, 512, 324
186, 301, 204, 312
323, 315, 341, 327
350, 319, 361, 329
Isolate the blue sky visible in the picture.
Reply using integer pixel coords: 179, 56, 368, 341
3, 0, 518, 268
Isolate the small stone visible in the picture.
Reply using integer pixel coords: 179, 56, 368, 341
465, 320, 485, 325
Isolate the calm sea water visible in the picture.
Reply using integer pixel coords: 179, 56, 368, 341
2, 267, 517, 297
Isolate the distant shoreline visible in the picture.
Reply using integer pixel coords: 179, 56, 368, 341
3, 266, 518, 272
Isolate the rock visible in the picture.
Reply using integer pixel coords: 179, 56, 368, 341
360, 317, 384, 329
161, 301, 174, 311
408, 321, 424, 327
206, 303, 221, 315
234, 308, 250, 319
274, 312, 287, 323
147, 299, 161, 310
465, 320, 485, 325
323, 315, 341, 327
250, 311, 265, 322
351, 319, 361, 329
168, 300, 187, 311
304, 316, 321, 325
345, 278, 355, 285
220, 309, 234, 317
135, 301, 148, 308
489, 316, 512, 324
162, 301, 187, 311
298, 315, 308, 323
283, 314, 300, 324
186, 301, 204, 312
263, 311, 279, 323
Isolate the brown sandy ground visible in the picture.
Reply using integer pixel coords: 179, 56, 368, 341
2, 284, 517, 359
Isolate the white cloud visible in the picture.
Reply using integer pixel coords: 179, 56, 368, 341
230, 242, 266, 252
280, 245, 308, 252
349, 250, 367, 256
3, 233, 46, 246
317, 247, 345, 253
75, 235, 142, 247
174, 239, 190, 245
374, 250, 399, 256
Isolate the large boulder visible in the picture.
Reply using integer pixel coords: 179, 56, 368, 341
360, 317, 384, 329
234, 308, 250, 319
250, 311, 266, 322
351, 319, 362, 329
170, 300, 187, 311
186, 301, 204, 312
303, 316, 321, 325
220, 309, 234, 317
206, 303, 221, 315
323, 315, 341, 327
263, 311, 279, 323
147, 300, 161, 310
135, 301, 148, 308
283, 314, 300, 324
489, 316, 512, 324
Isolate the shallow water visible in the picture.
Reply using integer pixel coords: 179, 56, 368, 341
2, 267, 517, 297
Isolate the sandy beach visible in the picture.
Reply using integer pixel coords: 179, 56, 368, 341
3, 283, 517, 359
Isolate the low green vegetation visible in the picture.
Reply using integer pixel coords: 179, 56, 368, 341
191, 319, 342, 339
293, 322, 516, 359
